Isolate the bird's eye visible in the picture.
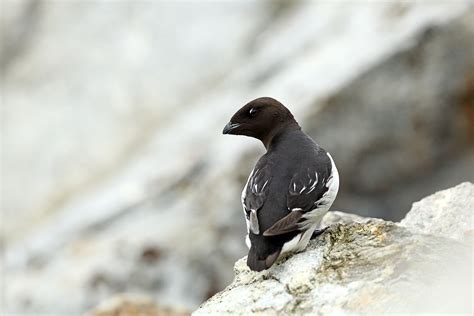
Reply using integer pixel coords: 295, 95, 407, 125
249, 108, 257, 117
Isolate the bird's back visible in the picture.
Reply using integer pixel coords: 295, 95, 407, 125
246, 129, 331, 263
224, 96, 338, 271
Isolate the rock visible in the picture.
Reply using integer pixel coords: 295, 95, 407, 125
304, 8, 474, 220
0, 0, 41, 72
86, 294, 189, 316
320, 210, 371, 226
194, 183, 474, 315
401, 182, 474, 242
2, 0, 268, 241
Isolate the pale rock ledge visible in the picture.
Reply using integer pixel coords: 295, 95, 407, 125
194, 182, 473, 315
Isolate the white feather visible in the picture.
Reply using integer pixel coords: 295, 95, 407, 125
245, 234, 251, 249
299, 186, 306, 194
249, 209, 260, 234
281, 233, 302, 254
241, 167, 256, 205
299, 153, 339, 232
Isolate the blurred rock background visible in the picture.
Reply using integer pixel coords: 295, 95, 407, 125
1, 0, 473, 315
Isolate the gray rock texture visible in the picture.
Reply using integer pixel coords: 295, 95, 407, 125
194, 183, 474, 315
401, 182, 474, 242
304, 10, 474, 219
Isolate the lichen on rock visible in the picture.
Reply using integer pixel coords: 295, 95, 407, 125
194, 183, 473, 315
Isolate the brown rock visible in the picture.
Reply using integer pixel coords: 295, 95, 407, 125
87, 295, 189, 316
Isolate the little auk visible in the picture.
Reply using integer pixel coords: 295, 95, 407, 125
223, 97, 339, 271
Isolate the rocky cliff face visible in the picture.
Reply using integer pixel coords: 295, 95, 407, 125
194, 182, 473, 315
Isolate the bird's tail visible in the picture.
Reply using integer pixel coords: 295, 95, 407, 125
247, 246, 281, 272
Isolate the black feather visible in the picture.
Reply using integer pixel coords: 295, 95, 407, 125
224, 97, 337, 271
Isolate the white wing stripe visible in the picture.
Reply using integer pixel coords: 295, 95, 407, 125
241, 167, 256, 204
249, 209, 260, 234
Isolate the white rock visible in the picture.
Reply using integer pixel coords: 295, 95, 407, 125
194, 184, 474, 315
401, 182, 474, 242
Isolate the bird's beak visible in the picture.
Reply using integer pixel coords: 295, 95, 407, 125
222, 122, 240, 134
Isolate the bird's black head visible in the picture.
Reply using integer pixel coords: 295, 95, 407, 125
223, 97, 299, 148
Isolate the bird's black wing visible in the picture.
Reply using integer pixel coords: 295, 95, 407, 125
263, 160, 331, 236
287, 164, 331, 212
242, 164, 272, 234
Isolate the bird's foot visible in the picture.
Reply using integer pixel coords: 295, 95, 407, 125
310, 226, 329, 240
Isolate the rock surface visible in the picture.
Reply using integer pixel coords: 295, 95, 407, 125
304, 8, 474, 218
401, 182, 474, 242
194, 183, 474, 315
86, 295, 189, 316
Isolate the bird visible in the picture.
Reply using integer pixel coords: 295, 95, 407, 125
222, 97, 339, 272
